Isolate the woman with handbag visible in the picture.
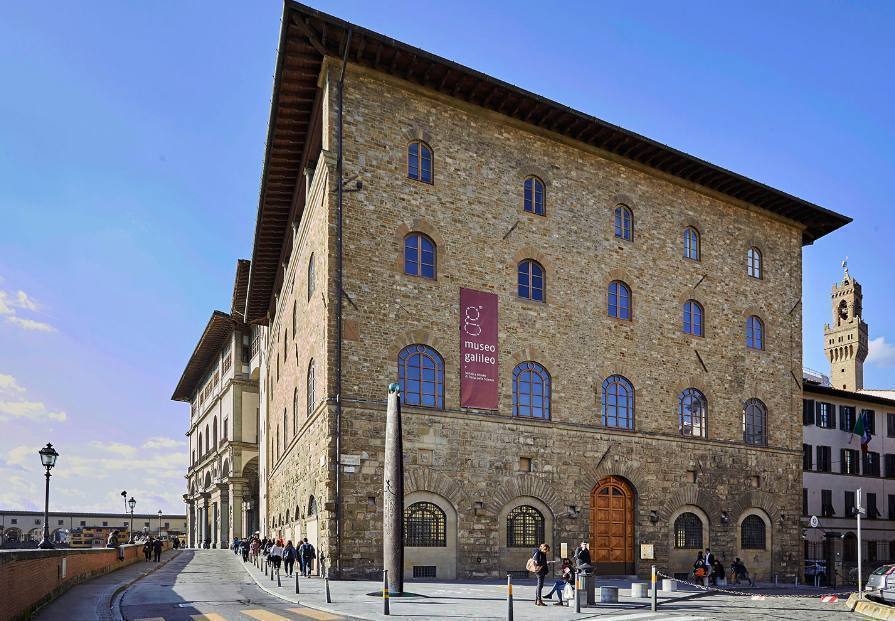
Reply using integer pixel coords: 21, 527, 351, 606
692, 551, 707, 584
528, 543, 551, 606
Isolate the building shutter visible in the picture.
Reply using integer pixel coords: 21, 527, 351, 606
803, 399, 815, 425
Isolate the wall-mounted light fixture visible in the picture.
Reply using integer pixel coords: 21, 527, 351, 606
648, 510, 658, 524
720, 511, 730, 525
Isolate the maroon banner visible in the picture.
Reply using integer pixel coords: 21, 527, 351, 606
460, 288, 499, 409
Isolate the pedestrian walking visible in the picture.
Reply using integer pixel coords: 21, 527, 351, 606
711, 558, 725, 586
153, 537, 162, 562
283, 540, 296, 576
705, 548, 716, 585
269, 539, 283, 573
298, 538, 316, 576
143, 539, 152, 562
731, 557, 754, 586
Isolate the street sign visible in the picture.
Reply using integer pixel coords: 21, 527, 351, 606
810, 515, 819, 528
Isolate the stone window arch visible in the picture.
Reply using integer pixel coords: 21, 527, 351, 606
684, 226, 700, 260
679, 388, 707, 438
404, 501, 447, 547
517, 260, 545, 302
683, 300, 704, 336
403, 233, 436, 279
307, 359, 316, 417
307, 496, 318, 517
743, 398, 768, 446
512, 361, 551, 420
506, 505, 545, 548
523, 175, 546, 216
673, 512, 703, 549
307, 254, 315, 302
614, 204, 633, 241
601, 375, 634, 430
398, 345, 445, 409
748, 247, 762, 279
746, 316, 764, 350
741, 514, 766, 549
408, 140, 433, 183
608, 281, 632, 320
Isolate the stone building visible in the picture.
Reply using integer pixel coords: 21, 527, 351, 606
802, 268, 895, 584
243, 2, 850, 579
173, 260, 260, 548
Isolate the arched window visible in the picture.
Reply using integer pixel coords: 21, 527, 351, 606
608, 281, 631, 320
601, 375, 634, 430
398, 345, 444, 409
513, 362, 551, 420
684, 227, 700, 260
507, 505, 545, 548
614, 205, 633, 241
674, 512, 703, 548
306, 359, 316, 417
212, 417, 218, 448
741, 515, 766, 549
307, 254, 315, 302
275, 426, 280, 461
292, 300, 296, 334
198, 432, 203, 457
679, 388, 707, 437
748, 247, 762, 279
523, 176, 545, 216
293, 388, 299, 429
408, 140, 433, 183
205, 425, 209, 453
517, 260, 545, 302
746, 316, 764, 350
404, 501, 446, 547
283, 408, 288, 443
403, 233, 436, 279
743, 398, 768, 446
683, 300, 704, 336
307, 496, 317, 517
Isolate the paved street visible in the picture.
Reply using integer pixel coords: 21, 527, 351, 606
117, 550, 358, 621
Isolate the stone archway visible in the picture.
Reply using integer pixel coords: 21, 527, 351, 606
590, 475, 635, 575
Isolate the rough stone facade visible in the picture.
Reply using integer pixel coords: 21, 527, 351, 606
263, 60, 808, 581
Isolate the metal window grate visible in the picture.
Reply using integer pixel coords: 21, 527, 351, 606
741, 515, 766, 549
404, 502, 446, 547
413, 565, 437, 578
507, 505, 545, 548
673, 512, 703, 549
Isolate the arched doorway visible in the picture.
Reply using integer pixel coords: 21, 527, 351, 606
590, 475, 635, 574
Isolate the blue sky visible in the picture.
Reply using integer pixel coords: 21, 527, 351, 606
1, 1, 893, 513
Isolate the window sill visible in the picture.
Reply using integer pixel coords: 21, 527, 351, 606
515, 296, 547, 307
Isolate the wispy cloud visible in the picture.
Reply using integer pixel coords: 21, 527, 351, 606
89, 440, 138, 456
0, 374, 66, 423
868, 336, 895, 368
142, 437, 184, 449
0, 286, 56, 332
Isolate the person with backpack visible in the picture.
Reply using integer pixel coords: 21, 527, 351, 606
527, 543, 551, 606
282, 540, 296, 576
152, 537, 162, 562
268, 539, 284, 573
299, 538, 317, 576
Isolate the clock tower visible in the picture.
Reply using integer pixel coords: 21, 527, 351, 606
823, 261, 869, 391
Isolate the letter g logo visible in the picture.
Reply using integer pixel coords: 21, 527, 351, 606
464, 305, 482, 336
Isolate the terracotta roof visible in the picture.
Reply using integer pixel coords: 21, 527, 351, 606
171, 311, 233, 402
804, 382, 895, 409
244, 1, 852, 322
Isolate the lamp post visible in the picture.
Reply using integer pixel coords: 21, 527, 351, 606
128, 497, 136, 543
37, 443, 59, 549
157, 510, 163, 537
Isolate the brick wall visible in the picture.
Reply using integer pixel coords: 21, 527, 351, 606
0, 542, 171, 621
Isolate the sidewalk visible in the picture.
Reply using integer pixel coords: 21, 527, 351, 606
238, 553, 709, 621
32, 549, 181, 621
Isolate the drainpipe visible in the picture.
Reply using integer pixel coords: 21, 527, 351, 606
334, 27, 352, 579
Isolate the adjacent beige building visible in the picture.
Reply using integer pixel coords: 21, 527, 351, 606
173, 260, 260, 548
0, 510, 186, 548
239, 2, 851, 580
802, 269, 895, 585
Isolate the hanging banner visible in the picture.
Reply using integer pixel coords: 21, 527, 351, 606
460, 288, 499, 409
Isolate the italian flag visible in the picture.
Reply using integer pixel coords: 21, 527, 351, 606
852, 411, 871, 453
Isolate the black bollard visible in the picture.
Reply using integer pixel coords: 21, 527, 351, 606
383, 569, 390, 615
651, 565, 658, 612
506, 573, 513, 621
277, 567, 281, 587
575, 569, 581, 613
325, 570, 332, 603
295, 570, 300, 594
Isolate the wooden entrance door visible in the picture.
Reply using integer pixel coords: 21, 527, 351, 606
590, 476, 635, 574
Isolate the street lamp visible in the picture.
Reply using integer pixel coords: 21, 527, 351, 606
128, 497, 136, 543
157, 510, 163, 537
37, 443, 59, 549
